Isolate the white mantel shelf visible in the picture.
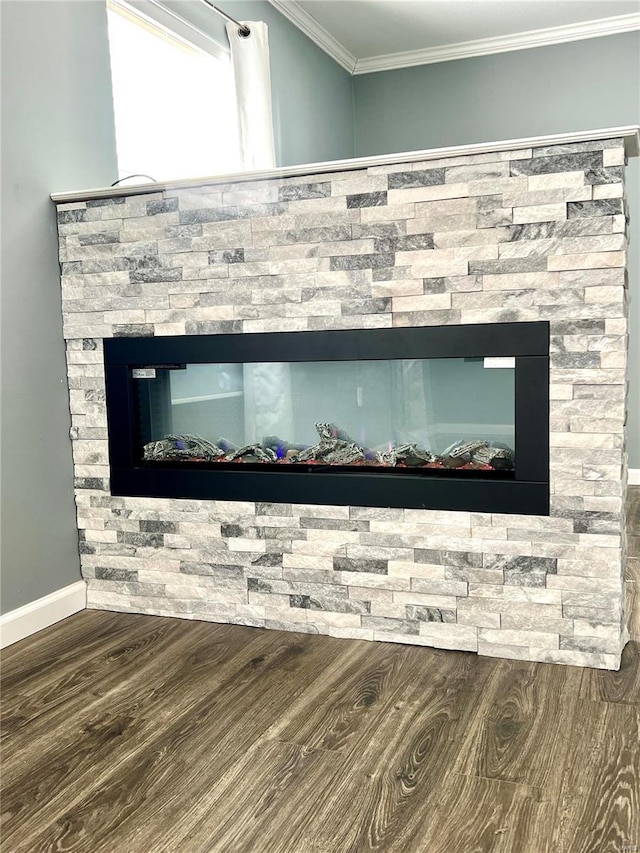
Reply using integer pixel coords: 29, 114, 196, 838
51, 125, 640, 205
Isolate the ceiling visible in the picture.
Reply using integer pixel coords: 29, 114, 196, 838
268, 0, 640, 73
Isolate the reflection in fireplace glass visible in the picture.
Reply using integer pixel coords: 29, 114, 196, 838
135, 358, 516, 473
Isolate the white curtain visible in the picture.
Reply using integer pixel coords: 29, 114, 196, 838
226, 21, 276, 171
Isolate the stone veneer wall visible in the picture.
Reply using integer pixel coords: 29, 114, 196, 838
56, 136, 631, 669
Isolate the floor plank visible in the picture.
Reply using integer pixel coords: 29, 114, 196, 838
552, 700, 640, 853
415, 773, 553, 853
452, 658, 582, 788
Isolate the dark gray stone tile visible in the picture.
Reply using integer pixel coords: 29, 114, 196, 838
58, 209, 86, 223
416, 549, 482, 567
405, 605, 456, 623
117, 531, 164, 548
561, 511, 622, 535
259, 527, 307, 541
139, 520, 178, 534
113, 324, 154, 337
372, 267, 407, 281
423, 277, 447, 294
330, 253, 395, 271
551, 219, 614, 237
346, 192, 388, 208
334, 556, 388, 574
361, 615, 420, 634
388, 168, 446, 189
375, 233, 434, 252
257, 502, 292, 516
485, 555, 557, 574
278, 182, 331, 201
130, 267, 182, 283
469, 257, 548, 275
185, 321, 243, 334
551, 353, 601, 369
251, 553, 283, 567
505, 222, 556, 241
125, 255, 164, 271
74, 477, 108, 490
552, 319, 606, 335
86, 197, 126, 208
95, 567, 138, 581
290, 594, 370, 615
82, 338, 98, 350
290, 594, 311, 608
209, 248, 245, 265
300, 517, 370, 532
221, 523, 244, 538
179, 206, 243, 225
567, 199, 623, 218
510, 152, 602, 176
341, 298, 391, 315
78, 232, 120, 246
584, 167, 624, 185
147, 199, 178, 215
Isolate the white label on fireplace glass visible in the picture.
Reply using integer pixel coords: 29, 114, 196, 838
483, 357, 515, 369
132, 368, 157, 379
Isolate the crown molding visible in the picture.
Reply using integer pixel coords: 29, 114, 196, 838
354, 13, 640, 74
268, 4, 639, 76
267, 0, 357, 72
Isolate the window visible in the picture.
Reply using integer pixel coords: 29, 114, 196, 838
106, 0, 240, 182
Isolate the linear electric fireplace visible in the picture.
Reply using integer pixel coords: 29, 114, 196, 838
105, 321, 549, 514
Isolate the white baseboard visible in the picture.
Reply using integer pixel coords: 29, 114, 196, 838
0, 581, 87, 649
629, 468, 640, 486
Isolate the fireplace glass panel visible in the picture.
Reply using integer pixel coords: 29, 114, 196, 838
135, 357, 515, 474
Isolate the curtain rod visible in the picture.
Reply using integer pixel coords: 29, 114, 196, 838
199, 0, 251, 37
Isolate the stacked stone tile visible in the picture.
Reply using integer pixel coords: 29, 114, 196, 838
57, 134, 632, 669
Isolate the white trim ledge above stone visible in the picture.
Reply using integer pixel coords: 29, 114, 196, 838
50, 126, 640, 204
0, 582, 87, 649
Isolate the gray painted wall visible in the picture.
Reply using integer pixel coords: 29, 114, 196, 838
162, 0, 355, 166
0, 0, 119, 613
353, 32, 640, 465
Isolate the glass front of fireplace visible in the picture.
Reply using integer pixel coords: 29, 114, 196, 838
135, 357, 516, 475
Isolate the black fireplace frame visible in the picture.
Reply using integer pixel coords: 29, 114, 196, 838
104, 322, 550, 515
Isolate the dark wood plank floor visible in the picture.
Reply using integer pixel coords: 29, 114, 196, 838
1, 488, 638, 853
2, 615, 639, 852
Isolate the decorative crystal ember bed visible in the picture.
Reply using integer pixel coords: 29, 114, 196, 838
139, 358, 516, 473
105, 322, 549, 514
